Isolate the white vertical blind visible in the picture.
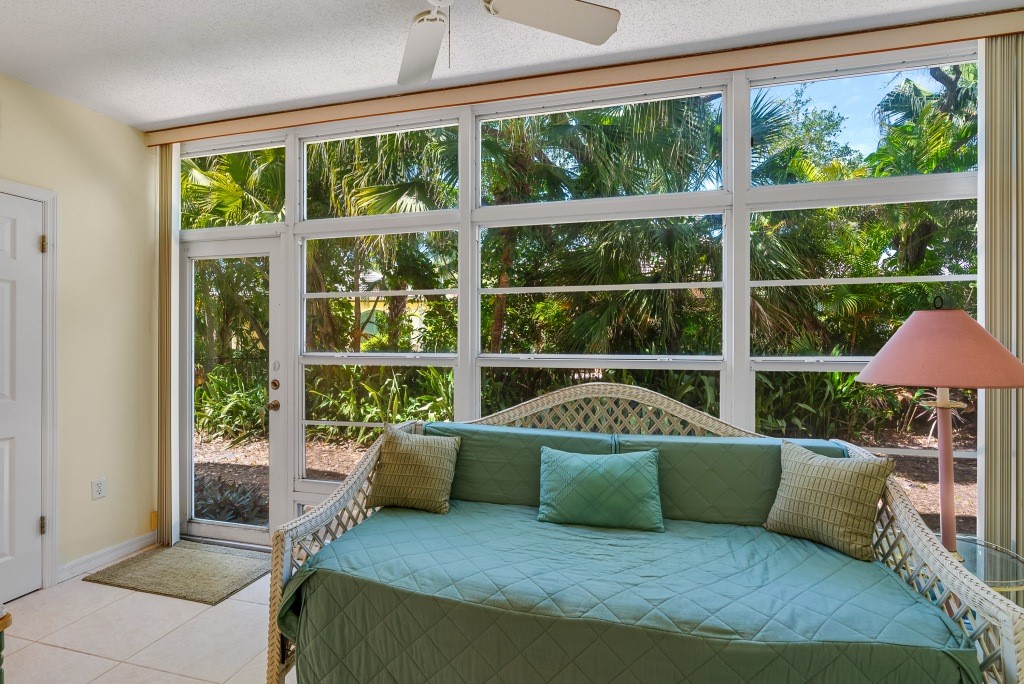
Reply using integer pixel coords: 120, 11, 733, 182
981, 34, 1024, 555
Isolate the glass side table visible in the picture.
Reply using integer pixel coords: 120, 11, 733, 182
955, 535, 1024, 593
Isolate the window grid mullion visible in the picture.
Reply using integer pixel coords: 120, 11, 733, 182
176, 44, 982, 495
722, 70, 756, 431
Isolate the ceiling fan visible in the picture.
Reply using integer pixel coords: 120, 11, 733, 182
398, 0, 621, 86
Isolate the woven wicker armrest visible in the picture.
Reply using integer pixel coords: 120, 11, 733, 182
265, 421, 420, 684
843, 440, 1024, 683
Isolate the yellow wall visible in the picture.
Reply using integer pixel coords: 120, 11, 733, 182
0, 73, 157, 565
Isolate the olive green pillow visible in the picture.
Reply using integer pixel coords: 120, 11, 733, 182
538, 447, 665, 532
765, 441, 892, 561
366, 428, 460, 514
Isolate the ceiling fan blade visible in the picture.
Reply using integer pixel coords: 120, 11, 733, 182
484, 0, 620, 45
398, 9, 448, 86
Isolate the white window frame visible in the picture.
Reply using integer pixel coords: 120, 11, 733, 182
175, 41, 981, 524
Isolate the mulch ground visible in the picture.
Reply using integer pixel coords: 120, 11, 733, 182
891, 455, 977, 534
193, 435, 365, 488
194, 435, 978, 534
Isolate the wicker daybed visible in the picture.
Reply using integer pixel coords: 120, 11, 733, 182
267, 383, 1024, 683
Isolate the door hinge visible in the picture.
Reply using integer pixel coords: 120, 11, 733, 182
40, 235, 48, 253
40, 515, 47, 535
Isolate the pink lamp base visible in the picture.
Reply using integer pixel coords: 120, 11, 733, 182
921, 389, 966, 559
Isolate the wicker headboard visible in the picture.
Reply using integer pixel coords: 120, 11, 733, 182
474, 383, 757, 437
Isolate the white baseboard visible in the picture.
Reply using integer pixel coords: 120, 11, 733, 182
57, 531, 159, 583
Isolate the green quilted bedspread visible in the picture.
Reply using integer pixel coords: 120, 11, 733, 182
279, 501, 980, 683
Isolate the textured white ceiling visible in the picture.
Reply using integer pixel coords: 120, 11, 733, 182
0, 0, 1014, 131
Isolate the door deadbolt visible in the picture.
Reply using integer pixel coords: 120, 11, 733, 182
270, 379, 280, 390
266, 400, 281, 411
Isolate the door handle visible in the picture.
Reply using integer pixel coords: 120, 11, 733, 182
266, 400, 281, 411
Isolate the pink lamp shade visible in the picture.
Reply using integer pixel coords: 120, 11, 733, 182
857, 309, 1024, 389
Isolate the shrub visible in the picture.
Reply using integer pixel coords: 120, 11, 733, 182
194, 365, 268, 444
193, 472, 268, 525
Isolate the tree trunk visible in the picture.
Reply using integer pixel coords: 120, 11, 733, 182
352, 252, 362, 353
388, 282, 408, 350
304, 244, 341, 352
488, 232, 513, 353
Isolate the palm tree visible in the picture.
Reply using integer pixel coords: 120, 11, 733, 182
182, 150, 280, 388
303, 126, 459, 353
181, 148, 285, 228
480, 95, 723, 352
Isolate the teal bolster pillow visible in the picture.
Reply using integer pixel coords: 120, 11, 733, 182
538, 447, 665, 532
424, 422, 613, 506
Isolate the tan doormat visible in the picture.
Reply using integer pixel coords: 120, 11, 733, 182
83, 540, 270, 605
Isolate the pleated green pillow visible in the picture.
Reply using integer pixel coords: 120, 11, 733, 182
366, 428, 460, 514
538, 447, 665, 532
765, 441, 893, 560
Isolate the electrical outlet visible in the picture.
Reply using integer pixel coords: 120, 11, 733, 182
91, 477, 106, 500
150, 510, 159, 531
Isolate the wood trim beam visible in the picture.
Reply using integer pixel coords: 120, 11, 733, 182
146, 9, 1024, 146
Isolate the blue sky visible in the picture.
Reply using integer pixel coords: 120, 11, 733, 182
754, 68, 941, 156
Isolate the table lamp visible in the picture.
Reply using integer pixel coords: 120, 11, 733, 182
857, 307, 1024, 558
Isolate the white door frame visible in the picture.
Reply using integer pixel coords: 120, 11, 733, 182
0, 177, 58, 589
179, 237, 284, 547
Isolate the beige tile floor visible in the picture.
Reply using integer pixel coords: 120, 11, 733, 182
4, 553, 296, 684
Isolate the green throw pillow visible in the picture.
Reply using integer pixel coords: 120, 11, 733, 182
365, 427, 460, 514
538, 447, 665, 532
765, 441, 893, 560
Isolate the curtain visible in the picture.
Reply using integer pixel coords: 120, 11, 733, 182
982, 34, 1024, 557
157, 144, 178, 546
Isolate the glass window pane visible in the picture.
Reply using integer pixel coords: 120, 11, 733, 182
305, 126, 458, 219
306, 231, 458, 293
751, 281, 976, 356
482, 289, 722, 355
482, 368, 719, 416
306, 295, 457, 353
181, 148, 286, 229
751, 62, 977, 185
481, 94, 722, 205
751, 201, 977, 281
304, 365, 454, 423
192, 256, 270, 527
755, 371, 976, 448
304, 425, 381, 482
755, 371, 977, 534
481, 216, 723, 289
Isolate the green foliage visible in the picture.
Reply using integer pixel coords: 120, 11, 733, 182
483, 368, 719, 417
193, 473, 268, 525
755, 370, 901, 440
194, 365, 268, 444
181, 148, 285, 229
305, 366, 454, 444
181, 63, 980, 445
480, 95, 723, 204
306, 126, 458, 219
755, 369, 975, 444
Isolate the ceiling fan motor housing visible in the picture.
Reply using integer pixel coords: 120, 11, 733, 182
401, 0, 621, 87
413, 9, 448, 25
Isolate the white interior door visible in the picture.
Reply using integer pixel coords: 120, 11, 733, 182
0, 192, 44, 602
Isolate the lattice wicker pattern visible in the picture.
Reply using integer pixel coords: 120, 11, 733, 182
267, 383, 1024, 684
265, 420, 417, 683
476, 383, 754, 437
844, 437, 1024, 683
